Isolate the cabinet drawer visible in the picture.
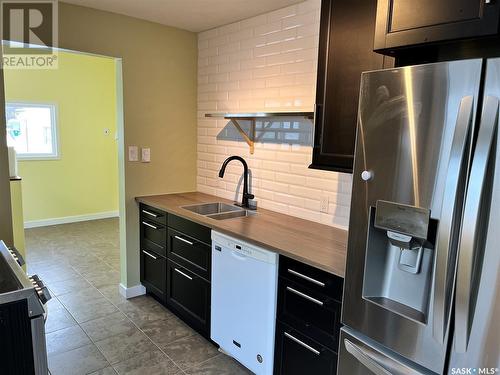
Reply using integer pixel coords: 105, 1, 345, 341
166, 260, 210, 336
141, 219, 167, 257
278, 278, 341, 351
279, 256, 343, 300
167, 228, 211, 280
274, 321, 337, 375
140, 204, 167, 225
140, 249, 166, 302
168, 214, 211, 245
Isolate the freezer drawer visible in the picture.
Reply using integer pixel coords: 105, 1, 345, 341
338, 327, 433, 375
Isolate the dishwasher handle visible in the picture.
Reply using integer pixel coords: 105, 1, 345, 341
231, 250, 248, 260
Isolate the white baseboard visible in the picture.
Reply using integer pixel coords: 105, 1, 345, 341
24, 211, 119, 228
119, 283, 146, 299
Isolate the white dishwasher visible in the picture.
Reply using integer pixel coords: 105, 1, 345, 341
211, 231, 278, 375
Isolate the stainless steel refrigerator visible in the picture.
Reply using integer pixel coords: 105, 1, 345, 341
338, 58, 500, 374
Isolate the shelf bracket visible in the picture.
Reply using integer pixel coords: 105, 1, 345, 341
229, 118, 255, 154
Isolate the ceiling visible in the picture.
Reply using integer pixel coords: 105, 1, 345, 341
62, 0, 306, 32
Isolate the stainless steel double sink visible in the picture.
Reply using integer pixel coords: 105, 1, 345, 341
181, 202, 256, 221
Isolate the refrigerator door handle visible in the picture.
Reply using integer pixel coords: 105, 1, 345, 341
433, 95, 475, 342
344, 339, 392, 375
455, 95, 499, 353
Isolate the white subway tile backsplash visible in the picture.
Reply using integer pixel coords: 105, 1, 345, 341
254, 22, 282, 37
218, 61, 241, 73
266, 28, 297, 45
209, 34, 229, 47
209, 72, 229, 83
241, 36, 267, 50
267, 5, 297, 23
216, 81, 239, 91
217, 22, 240, 36
229, 28, 254, 42
209, 54, 230, 65
254, 44, 282, 58
282, 12, 317, 30
241, 57, 266, 70
253, 66, 281, 78
239, 79, 266, 89
229, 70, 253, 81
197, 0, 351, 228
218, 42, 240, 56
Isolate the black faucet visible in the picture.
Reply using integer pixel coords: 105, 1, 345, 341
219, 156, 255, 209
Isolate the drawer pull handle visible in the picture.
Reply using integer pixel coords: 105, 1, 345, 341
286, 286, 324, 306
142, 250, 157, 260
174, 235, 194, 246
174, 268, 193, 280
142, 221, 159, 230
287, 269, 325, 287
142, 209, 159, 218
284, 332, 320, 355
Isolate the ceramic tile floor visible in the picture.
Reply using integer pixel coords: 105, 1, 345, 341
25, 218, 251, 375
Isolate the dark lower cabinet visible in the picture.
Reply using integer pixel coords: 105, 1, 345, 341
275, 256, 343, 374
140, 249, 166, 303
139, 206, 212, 338
274, 321, 337, 375
166, 259, 210, 336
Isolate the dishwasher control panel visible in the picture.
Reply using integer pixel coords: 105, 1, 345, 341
211, 231, 277, 264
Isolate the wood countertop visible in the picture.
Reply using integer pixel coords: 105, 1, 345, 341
136, 192, 348, 278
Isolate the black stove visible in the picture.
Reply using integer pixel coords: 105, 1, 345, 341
0, 240, 51, 374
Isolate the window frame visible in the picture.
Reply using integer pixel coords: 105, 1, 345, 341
5, 102, 60, 160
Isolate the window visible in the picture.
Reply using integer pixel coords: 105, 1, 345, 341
5, 103, 58, 159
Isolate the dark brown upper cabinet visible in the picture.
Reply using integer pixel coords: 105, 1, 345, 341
311, 0, 391, 173
374, 0, 500, 54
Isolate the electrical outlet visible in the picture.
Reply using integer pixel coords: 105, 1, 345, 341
128, 146, 138, 161
320, 195, 329, 213
141, 148, 151, 163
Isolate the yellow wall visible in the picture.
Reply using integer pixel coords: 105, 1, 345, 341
58, 3, 198, 288
4, 51, 118, 222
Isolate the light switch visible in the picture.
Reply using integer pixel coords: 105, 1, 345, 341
128, 146, 139, 161
141, 148, 151, 163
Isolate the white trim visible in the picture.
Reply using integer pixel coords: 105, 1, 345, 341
119, 283, 146, 299
24, 211, 118, 228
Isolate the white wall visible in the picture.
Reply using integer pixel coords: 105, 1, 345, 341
197, 0, 352, 229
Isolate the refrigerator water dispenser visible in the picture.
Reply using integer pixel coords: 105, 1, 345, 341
362, 201, 436, 324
